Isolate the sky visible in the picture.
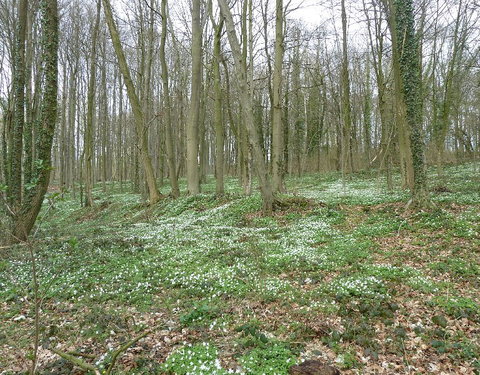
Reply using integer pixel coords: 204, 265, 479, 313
288, 0, 328, 25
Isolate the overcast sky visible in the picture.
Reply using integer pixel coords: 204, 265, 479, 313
288, 0, 327, 25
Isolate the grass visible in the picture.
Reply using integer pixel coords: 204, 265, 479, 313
0, 163, 479, 374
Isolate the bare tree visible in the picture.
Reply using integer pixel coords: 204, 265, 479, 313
218, 0, 274, 214
102, 0, 161, 204
186, 0, 202, 195
272, 0, 285, 192
160, 0, 180, 198
84, 0, 101, 207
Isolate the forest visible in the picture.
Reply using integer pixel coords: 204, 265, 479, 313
0, 0, 479, 373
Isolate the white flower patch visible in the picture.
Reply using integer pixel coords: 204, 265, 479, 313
162, 342, 243, 375
328, 275, 387, 298
165, 264, 247, 297
298, 180, 406, 205
406, 274, 439, 292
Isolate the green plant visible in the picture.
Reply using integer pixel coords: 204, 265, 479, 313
161, 343, 228, 375
235, 321, 269, 347
335, 349, 360, 370
431, 259, 480, 278
239, 343, 297, 375
431, 296, 480, 321
180, 303, 219, 327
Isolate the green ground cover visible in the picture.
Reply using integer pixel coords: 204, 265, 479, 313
1, 163, 479, 374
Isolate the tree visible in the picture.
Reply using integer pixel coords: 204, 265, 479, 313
102, 0, 161, 204
208, 2, 225, 196
160, 0, 180, 198
272, 0, 285, 192
7, 0, 27, 212
340, 0, 353, 175
385, 0, 429, 206
432, 0, 470, 178
84, 0, 101, 207
218, 0, 274, 214
186, 0, 202, 195
364, 0, 394, 189
3, 0, 59, 243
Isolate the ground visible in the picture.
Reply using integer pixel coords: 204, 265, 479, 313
1, 163, 479, 374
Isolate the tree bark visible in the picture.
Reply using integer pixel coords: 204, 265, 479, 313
210, 9, 225, 196
160, 0, 180, 198
218, 0, 274, 214
186, 0, 202, 195
84, 0, 101, 207
340, 0, 352, 175
8, 0, 28, 211
102, 0, 160, 204
272, 0, 284, 192
10, 0, 59, 242
386, 0, 429, 206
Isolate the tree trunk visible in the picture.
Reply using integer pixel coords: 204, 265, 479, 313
186, 0, 202, 195
102, 0, 160, 204
84, 0, 101, 207
218, 0, 274, 214
160, 0, 180, 198
384, 0, 414, 190
8, 0, 28, 211
10, 0, 59, 243
387, 0, 429, 207
340, 0, 352, 176
211, 12, 225, 195
272, 0, 284, 192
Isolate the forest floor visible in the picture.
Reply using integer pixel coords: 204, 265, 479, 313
1, 163, 480, 375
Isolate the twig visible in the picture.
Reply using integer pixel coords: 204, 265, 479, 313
397, 219, 408, 236
105, 329, 151, 375
50, 349, 101, 375
67, 351, 96, 359
50, 329, 152, 375
27, 240, 40, 375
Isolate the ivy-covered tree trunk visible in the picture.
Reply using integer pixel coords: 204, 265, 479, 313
8, 0, 28, 212
387, 0, 429, 207
9, 0, 59, 242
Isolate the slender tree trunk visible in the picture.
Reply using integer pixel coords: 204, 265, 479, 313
211, 12, 225, 195
24, 5, 35, 187
160, 0, 179, 198
84, 0, 101, 207
100, 38, 108, 193
272, 0, 284, 192
218, 0, 274, 214
435, 0, 466, 178
59, 69, 68, 190
383, 0, 414, 190
118, 74, 124, 192
341, 0, 352, 176
186, 0, 202, 195
102, 0, 160, 204
364, 57, 372, 166
9, 0, 28, 211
